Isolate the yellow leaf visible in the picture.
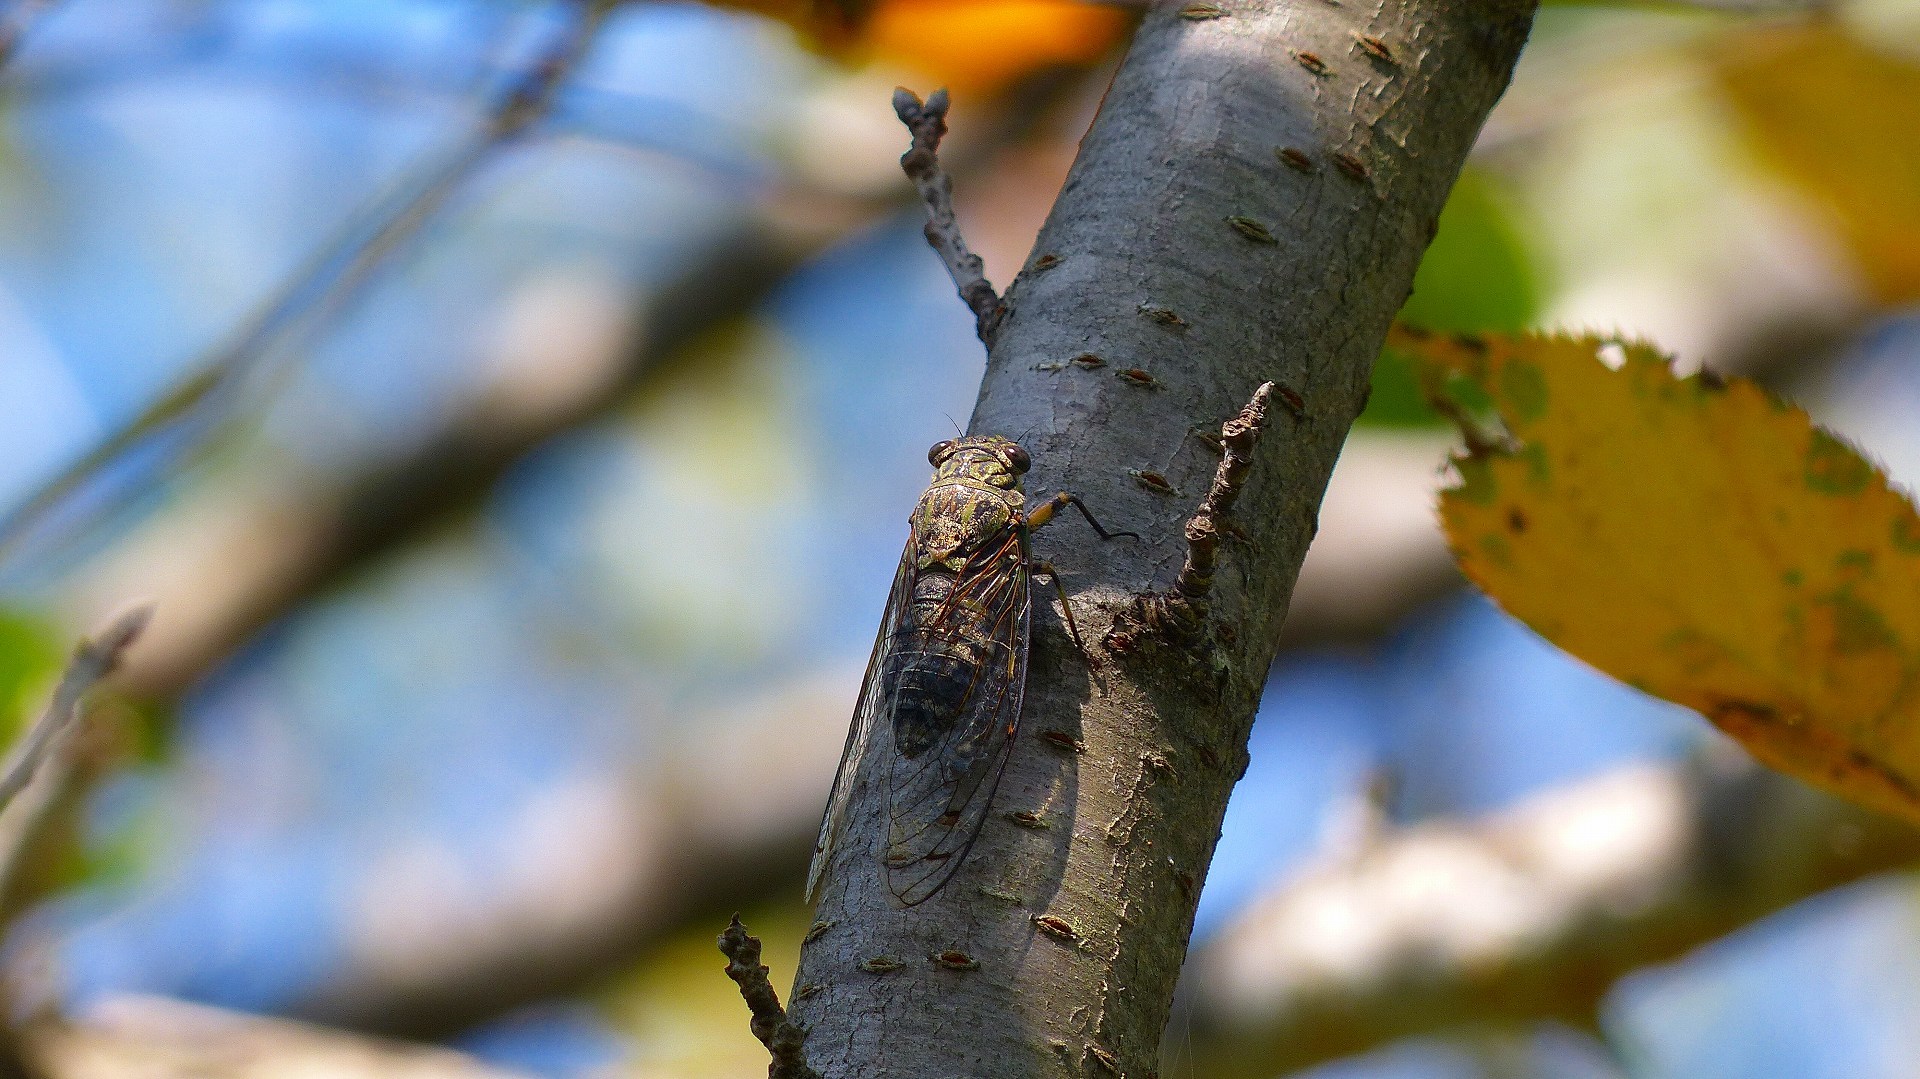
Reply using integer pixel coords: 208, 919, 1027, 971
1712, 24, 1920, 303
1398, 326, 1920, 824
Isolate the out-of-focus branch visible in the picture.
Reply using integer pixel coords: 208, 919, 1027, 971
280, 669, 854, 1037
0, 1, 610, 573
1180, 753, 1920, 1078
24, 996, 529, 1079
0, 607, 148, 812
57, 209, 838, 701
0, 714, 82, 920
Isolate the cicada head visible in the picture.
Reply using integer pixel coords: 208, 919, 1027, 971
927, 435, 1030, 489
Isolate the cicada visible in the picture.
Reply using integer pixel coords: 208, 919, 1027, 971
807, 435, 1133, 906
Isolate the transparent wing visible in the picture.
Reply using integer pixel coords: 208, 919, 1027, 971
883, 527, 1031, 906
805, 544, 916, 903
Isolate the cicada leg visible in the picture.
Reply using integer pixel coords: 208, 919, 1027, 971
1024, 492, 1138, 665
1030, 561, 1090, 661
1024, 492, 1137, 540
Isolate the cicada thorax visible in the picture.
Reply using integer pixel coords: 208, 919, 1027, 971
885, 479, 1026, 762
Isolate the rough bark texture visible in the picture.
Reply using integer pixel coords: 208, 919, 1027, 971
789, 3, 1537, 1076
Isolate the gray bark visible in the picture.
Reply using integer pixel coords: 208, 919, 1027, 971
790, 2, 1536, 1076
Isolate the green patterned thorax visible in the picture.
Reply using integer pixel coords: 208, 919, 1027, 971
911, 436, 1027, 571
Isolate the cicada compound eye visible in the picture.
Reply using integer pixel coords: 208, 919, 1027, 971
1005, 443, 1031, 474
928, 439, 959, 466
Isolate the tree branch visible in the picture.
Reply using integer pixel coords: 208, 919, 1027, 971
720, 917, 819, 1079
893, 87, 1003, 347
792, 3, 1537, 1075
1181, 754, 1920, 1077
264, 668, 850, 1037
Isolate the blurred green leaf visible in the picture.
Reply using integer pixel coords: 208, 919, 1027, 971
0, 609, 64, 742
1365, 169, 1542, 428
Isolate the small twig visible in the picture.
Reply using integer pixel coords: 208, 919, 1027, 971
719, 915, 819, 1079
1107, 384, 1274, 649
0, 2, 610, 574
1171, 382, 1274, 619
892, 87, 1002, 348
0, 605, 150, 812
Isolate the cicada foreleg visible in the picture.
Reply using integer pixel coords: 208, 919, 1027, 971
1023, 492, 1138, 665
1024, 492, 1137, 541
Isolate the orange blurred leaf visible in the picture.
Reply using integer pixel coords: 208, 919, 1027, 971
1713, 24, 1920, 303
714, 0, 1129, 96
863, 0, 1129, 96
1400, 327, 1920, 824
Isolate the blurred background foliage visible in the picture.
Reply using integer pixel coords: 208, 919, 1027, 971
0, 1, 1917, 1078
